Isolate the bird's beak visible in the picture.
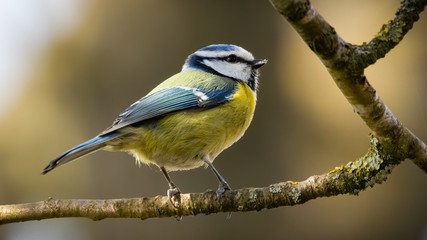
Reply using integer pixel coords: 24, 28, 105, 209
252, 59, 268, 69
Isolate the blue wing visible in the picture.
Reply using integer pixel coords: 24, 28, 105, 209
101, 85, 236, 135
42, 84, 236, 175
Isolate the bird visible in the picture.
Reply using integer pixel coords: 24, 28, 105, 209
42, 44, 267, 203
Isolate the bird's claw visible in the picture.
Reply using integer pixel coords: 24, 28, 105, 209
216, 181, 231, 202
217, 182, 232, 219
167, 187, 181, 207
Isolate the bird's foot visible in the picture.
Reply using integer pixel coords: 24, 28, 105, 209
216, 181, 231, 202
167, 187, 181, 207
217, 182, 232, 219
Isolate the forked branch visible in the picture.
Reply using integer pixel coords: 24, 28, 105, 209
270, 0, 427, 172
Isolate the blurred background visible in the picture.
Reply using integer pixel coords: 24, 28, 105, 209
0, 0, 426, 239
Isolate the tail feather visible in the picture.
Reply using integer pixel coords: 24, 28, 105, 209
41, 132, 120, 175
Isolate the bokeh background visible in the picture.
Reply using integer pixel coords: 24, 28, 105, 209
0, 0, 426, 239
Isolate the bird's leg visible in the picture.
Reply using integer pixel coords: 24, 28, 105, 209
203, 155, 231, 201
160, 166, 181, 207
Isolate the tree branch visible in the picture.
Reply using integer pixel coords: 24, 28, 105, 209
0, 135, 398, 224
270, 0, 427, 173
358, 0, 427, 68
1, 0, 426, 224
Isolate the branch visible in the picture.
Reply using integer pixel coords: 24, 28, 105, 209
1, 0, 426, 224
270, 0, 427, 173
358, 0, 427, 68
0, 135, 397, 224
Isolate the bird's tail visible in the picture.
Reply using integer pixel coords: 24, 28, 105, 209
41, 132, 121, 175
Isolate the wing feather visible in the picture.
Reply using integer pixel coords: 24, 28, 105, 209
101, 85, 235, 135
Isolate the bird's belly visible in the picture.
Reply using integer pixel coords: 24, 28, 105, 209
117, 83, 255, 171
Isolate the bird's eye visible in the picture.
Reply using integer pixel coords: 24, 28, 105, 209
225, 55, 238, 63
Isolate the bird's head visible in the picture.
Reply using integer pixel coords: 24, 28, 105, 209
182, 44, 267, 92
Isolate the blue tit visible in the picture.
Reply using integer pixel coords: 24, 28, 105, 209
42, 44, 267, 202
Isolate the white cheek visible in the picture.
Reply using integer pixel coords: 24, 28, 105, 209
203, 60, 251, 82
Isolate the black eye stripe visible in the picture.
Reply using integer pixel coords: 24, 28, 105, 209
203, 56, 250, 64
